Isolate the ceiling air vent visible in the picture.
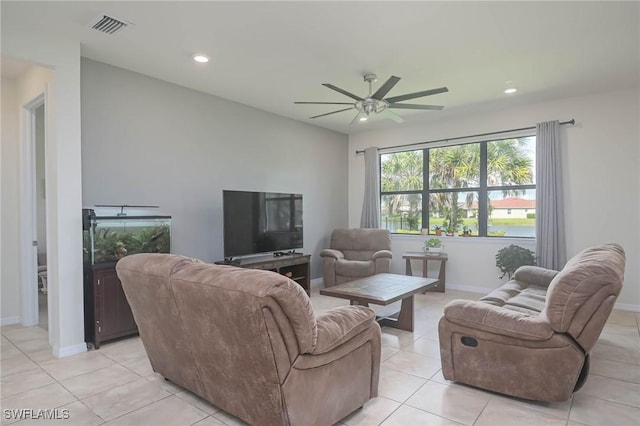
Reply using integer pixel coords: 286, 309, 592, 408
90, 15, 130, 35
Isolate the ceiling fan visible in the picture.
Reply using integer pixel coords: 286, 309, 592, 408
295, 73, 448, 124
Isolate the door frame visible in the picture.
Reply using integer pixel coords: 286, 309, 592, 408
20, 93, 47, 328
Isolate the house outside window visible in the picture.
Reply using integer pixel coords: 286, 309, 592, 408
380, 136, 536, 238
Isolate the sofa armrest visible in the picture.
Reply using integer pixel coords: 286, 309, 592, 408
372, 250, 392, 260
320, 249, 344, 260
310, 306, 376, 354
513, 265, 559, 288
443, 299, 554, 340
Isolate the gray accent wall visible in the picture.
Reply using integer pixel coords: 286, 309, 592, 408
81, 59, 348, 278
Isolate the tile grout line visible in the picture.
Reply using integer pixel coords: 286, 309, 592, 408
101, 393, 208, 424
588, 372, 640, 386
470, 398, 491, 426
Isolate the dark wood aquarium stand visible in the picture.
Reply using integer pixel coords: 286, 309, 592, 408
84, 263, 138, 349
215, 254, 312, 296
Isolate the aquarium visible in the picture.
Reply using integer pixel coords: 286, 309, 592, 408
83, 211, 171, 264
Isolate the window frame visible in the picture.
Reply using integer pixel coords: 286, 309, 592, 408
379, 136, 536, 238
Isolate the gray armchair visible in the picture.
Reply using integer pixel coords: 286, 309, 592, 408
321, 228, 392, 287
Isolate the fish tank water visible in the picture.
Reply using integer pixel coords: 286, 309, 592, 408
83, 210, 171, 265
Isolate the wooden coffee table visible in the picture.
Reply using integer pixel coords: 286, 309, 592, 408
319, 273, 438, 332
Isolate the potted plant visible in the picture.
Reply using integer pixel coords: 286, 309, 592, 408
423, 237, 443, 254
462, 224, 471, 237
433, 225, 442, 236
495, 245, 536, 279
445, 227, 455, 237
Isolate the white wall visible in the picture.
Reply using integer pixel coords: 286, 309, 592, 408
2, 26, 85, 357
349, 88, 640, 309
1, 77, 21, 325
81, 59, 349, 278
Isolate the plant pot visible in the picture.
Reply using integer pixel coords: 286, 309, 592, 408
435, 230, 442, 236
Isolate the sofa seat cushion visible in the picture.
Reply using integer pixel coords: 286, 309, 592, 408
480, 280, 548, 315
335, 259, 375, 277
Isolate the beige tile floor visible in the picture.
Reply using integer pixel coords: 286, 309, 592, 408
1, 287, 639, 426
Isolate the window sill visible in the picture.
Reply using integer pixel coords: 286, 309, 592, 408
390, 233, 535, 245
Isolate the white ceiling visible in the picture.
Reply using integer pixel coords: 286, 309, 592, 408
3, 1, 639, 134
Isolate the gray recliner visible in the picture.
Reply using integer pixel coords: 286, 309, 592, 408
320, 228, 392, 287
438, 243, 626, 402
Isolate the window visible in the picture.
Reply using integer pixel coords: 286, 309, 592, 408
380, 136, 535, 237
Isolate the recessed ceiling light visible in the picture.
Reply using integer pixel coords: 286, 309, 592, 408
504, 88, 517, 94
193, 54, 209, 63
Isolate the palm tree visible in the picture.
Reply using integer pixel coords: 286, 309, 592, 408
381, 151, 423, 192
486, 139, 533, 193
381, 151, 423, 226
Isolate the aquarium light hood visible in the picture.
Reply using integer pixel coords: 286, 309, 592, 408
93, 204, 159, 216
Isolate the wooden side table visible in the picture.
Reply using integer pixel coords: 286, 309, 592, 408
402, 251, 448, 293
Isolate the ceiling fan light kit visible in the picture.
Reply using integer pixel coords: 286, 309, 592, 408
295, 73, 448, 124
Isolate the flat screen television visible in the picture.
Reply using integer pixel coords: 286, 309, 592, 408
223, 190, 303, 258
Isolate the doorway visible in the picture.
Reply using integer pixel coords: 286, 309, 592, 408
34, 104, 48, 330
20, 95, 49, 332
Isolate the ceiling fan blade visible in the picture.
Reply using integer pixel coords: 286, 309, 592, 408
383, 109, 405, 123
372, 75, 401, 100
388, 103, 444, 110
310, 107, 354, 119
322, 83, 363, 101
350, 112, 364, 125
294, 101, 354, 105
384, 86, 449, 104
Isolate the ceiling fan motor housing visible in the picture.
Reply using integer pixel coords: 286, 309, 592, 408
356, 98, 388, 115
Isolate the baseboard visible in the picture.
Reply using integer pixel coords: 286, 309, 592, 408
310, 278, 323, 289
53, 343, 87, 358
613, 303, 640, 312
1, 316, 20, 326
445, 283, 496, 295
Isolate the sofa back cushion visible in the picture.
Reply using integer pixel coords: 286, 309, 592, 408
542, 244, 625, 350
116, 254, 206, 396
117, 253, 317, 426
331, 229, 391, 260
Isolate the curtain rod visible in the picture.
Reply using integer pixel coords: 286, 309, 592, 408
355, 119, 575, 155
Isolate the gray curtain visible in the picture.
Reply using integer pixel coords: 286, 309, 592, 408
360, 147, 380, 228
536, 120, 566, 270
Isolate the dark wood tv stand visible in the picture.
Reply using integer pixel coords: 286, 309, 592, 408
215, 254, 311, 296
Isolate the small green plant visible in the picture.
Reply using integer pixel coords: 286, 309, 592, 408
424, 237, 443, 253
495, 244, 536, 279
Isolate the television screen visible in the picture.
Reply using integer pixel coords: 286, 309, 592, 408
223, 190, 303, 258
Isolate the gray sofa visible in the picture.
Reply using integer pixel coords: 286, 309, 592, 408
116, 254, 382, 426
438, 243, 625, 402
320, 228, 392, 287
